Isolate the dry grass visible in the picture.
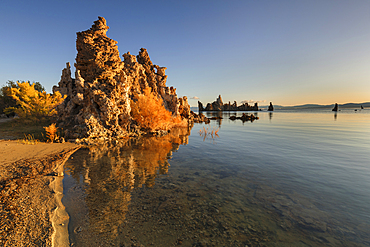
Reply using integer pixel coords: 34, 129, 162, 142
0, 118, 51, 140
20, 134, 39, 145
198, 126, 219, 142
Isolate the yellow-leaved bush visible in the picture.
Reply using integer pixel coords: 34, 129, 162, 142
5, 81, 65, 121
44, 123, 58, 143
130, 87, 186, 131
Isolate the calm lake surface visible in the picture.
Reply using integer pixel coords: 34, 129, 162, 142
63, 109, 370, 246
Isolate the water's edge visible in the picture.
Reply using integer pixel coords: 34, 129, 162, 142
50, 147, 80, 247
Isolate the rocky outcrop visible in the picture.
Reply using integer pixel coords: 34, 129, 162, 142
75, 17, 124, 82
198, 101, 204, 112
268, 102, 274, 111
213, 95, 224, 111
199, 95, 258, 111
53, 17, 200, 141
229, 113, 259, 122
191, 111, 210, 124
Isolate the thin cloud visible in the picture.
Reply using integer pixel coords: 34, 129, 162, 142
190, 96, 199, 100
240, 99, 266, 104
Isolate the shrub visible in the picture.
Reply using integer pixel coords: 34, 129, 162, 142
44, 123, 58, 143
0, 82, 16, 114
3, 106, 17, 117
21, 134, 39, 145
0, 80, 45, 114
4, 81, 65, 121
130, 87, 185, 131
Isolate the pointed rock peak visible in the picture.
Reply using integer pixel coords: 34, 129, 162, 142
137, 48, 153, 67
90, 16, 109, 35
123, 51, 137, 65
217, 95, 223, 104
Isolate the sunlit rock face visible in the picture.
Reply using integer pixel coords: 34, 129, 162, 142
122, 48, 190, 118
76, 17, 124, 82
53, 17, 193, 141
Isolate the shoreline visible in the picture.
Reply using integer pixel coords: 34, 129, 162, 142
50, 147, 79, 247
0, 140, 80, 246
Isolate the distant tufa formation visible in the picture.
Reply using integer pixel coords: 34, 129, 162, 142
53, 17, 200, 141
198, 95, 258, 111
268, 102, 274, 111
332, 103, 338, 112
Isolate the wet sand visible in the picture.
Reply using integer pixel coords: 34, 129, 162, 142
0, 140, 80, 246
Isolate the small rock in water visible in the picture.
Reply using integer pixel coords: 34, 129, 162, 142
74, 226, 82, 233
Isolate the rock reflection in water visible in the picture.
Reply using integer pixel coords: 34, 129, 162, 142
63, 127, 191, 246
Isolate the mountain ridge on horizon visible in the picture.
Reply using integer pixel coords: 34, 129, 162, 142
260, 102, 370, 109
190, 102, 370, 111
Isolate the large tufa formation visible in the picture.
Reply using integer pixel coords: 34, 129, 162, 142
53, 17, 192, 141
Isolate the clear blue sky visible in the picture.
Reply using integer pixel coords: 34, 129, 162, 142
1, 0, 369, 106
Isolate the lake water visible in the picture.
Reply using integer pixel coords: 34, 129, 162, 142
62, 109, 370, 246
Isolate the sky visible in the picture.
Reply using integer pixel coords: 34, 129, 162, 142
0, 0, 369, 107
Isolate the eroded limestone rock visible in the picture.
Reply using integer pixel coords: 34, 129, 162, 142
53, 17, 202, 141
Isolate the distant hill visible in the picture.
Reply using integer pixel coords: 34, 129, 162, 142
261, 102, 370, 110
339, 102, 370, 108
274, 104, 331, 110
192, 102, 370, 111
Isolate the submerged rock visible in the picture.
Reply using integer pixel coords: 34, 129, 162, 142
53, 17, 204, 141
229, 113, 259, 122
191, 111, 210, 124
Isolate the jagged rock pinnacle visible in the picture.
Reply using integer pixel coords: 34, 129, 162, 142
53, 17, 194, 141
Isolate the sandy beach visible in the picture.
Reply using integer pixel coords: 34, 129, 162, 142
0, 139, 80, 246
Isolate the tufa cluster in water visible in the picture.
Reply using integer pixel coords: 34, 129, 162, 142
198, 95, 259, 111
